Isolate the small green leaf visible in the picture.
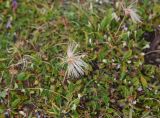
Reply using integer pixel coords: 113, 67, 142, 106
120, 63, 127, 80
0, 108, 4, 114
0, 90, 7, 98
140, 76, 148, 87
17, 72, 30, 81
100, 8, 113, 30
123, 50, 132, 60
11, 98, 21, 108
153, 4, 160, 14
132, 77, 140, 87
103, 94, 109, 105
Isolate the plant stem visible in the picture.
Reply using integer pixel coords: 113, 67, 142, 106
145, 50, 160, 55
115, 16, 126, 36
129, 106, 133, 118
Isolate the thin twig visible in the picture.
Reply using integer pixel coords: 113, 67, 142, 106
115, 16, 126, 36
63, 71, 68, 84
145, 50, 160, 55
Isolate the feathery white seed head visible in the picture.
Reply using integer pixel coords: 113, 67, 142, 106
65, 42, 88, 78
124, 5, 142, 23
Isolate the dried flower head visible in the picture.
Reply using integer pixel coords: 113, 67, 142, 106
63, 42, 88, 78
6, 17, 12, 29
12, 0, 18, 12
124, 5, 142, 23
